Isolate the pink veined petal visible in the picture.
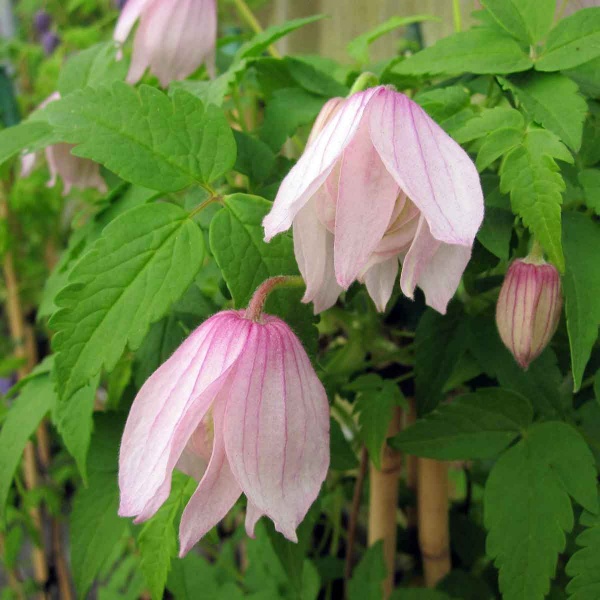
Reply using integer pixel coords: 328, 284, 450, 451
224, 319, 329, 542
178, 397, 242, 556
399, 215, 440, 301
114, 0, 153, 43
126, 19, 152, 84
417, 242, 472, 315
363, 257, 399, 312
245, 502, 264, 538
20, 152, 37, 178
45, 144, 107, 196
119, 311, 250, 521
293, 190, 343, 312
114, 0, 152, 43
137, 0, 217, 87
369, 89, 484, 246
333, 118, 399, 288
263, 87, 382, 242
174, 418, 214, 481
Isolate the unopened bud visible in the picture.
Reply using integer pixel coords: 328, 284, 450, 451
41, 31, 61, 56
496, 257, 563, 369
34, 10, 52, 34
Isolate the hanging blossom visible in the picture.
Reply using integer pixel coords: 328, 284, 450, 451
21, 93, 107, 195
263, 86, 484, 314
114, 0, 217, 87
118, 281, 329, 555
496, 254, 563, 369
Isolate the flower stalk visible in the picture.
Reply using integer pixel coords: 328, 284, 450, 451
245, 276, 304, 321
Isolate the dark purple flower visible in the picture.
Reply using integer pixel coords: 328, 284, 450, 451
41, 31, 60, 56
34, 10, 52, 34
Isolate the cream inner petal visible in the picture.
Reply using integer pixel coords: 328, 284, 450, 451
372, 191, 420, 260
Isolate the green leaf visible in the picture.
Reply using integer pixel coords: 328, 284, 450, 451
415, 306, 469, 416
0, 121, 53, 167
284, 57, 348, 98
51, 203, 205, 404
579, 168, 600, 214
348, 374, 407, 469
468, 315, 566, 417
393, 28, 533, 76
500, 128, 572, 271
347, 541, 387, 600
536, 8, 600, 71
414, 86, 474, 135
484, 421, 598, 600
502, 73, 587, 151
167, 553, 221, 600
481, 0, 556, 44
562, 213, 600, 391
71, 414, 129, 598
233, 130, 276, 185
476, 127, 524, 171
45, 83, 236, 191
566, 506, 600, 599
477, 205, 514, 261
564, 56, 600, 98
58, 41, 127, 96
390, 388, 532, 460
209, 194, 317, 354
453, 106, 525, 144
329, 418, 358, 471
260, 88, 326, 151
0, 371, 55, 514
139, 472, 196, 600
51, 372, 99, 481
347, 15, 439, 65
236, 15, 325, 61
390, 590, 451, 600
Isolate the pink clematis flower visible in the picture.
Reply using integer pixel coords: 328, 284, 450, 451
118, 309, 329, 555
263, 86, 484, 314
21, 93, 107, 195
114, 0, 217, 87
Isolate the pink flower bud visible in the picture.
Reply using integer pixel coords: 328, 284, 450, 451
118, 309, 329, 555
114, 0, 217, 87
263, 86, 484, 315
21, 93, 107, 195
496, 258, 563, 369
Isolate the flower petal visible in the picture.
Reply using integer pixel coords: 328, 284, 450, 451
224, 318, 329, 542
245, 502, 264, 538
114, 0, 153, 43
263, 87, 381, 242
334, 119, 399, 288
119, 311, 250, 521
178, 398, 241, 556
364, 257, 399, 312
293, 191, 342, 313
369, 89, 484, 246
174, 419, 213, 481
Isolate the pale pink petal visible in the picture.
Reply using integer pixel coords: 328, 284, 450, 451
45, 144, 106, 196
175, 419, 213, 481
333, 119, 399, 288
224, 319, 329, 542
178, 398, 242, 556
119, 311, 251, 521
114, 0, 153, 43
307, 97, 344, 147
245, 502, 264, 538
369, 89, 483, 246
417, 243, 472, 314
293, 190, 342, 312
20, 152, 37, 178
363, 258, 399, 312
263, 87, 381, 241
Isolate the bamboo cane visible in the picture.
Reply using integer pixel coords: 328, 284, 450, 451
368, 407, 402, 598
417, 458, 450, 587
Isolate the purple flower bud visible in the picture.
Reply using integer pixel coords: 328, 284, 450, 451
0, 377, 14, 395
34, 10, 52, 34
496, 257, 563, 369
41, 31, 61, 56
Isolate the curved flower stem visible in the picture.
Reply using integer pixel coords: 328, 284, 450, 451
245, 276, 304, 321
232, 0, 281, 58
349, 72, 379, 96
368, 407, 403, 598
345, 446, 368, 582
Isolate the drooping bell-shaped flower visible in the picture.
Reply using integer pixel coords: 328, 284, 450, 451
21, 93, 107, 195
263, 86, 484, 315
118, 299, 330, 555
114, 0, 217, 87
496, 256, 563, 369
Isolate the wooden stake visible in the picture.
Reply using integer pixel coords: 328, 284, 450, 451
368, 407, 402, 598
405, 399, 418, 530
417, 458, 451, 587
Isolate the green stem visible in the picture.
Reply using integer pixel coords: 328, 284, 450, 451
527, 239, 546, 264
452, 0, 462, 33
189, 195, 221, 218
349, 72, 379, 96
232, 0, 281, 58
245, 276, 304, 321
